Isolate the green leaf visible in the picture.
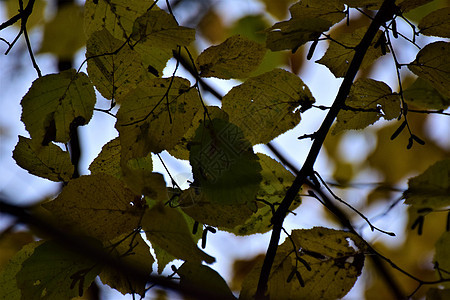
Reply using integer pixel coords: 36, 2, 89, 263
403, 77, 450, 110
20, 69, 96, 144
196, 35, 266, 79
240, 227, 366, 300
152, 243, 176, 275
169, 106, 229, 160
333, 78, 401, 134
84, 0, 151, 41
99, 234, 154, 297
177, 262, 235, 299
403, 159, 450, 210
86, 29, 151, 102
222, 68, 315, 145
131, 9, 195, 49
115, 77, 200, 156
13, 136, 74, 182
418, 7, 450, 38
141, 202, 215, 264
317, 27, 386, 78
224, 153, 301, 236
189, 118, 262, 205
16, 240, 101, 300
39, 3, 85, 59
89, 137, 122, 178
266, 0, 345, 52
42, 174, 144, 241
434, 231, 450, 282
408, 41, 450, 98
0, 241, 43, 300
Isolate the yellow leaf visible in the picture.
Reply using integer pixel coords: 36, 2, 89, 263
260, 0, 296, 20
418, 7, 450, 38
141, 202, 215, 264
434, 231, 450, 284
403, 159, 450, 209
0, 231, 34, 270
39, 3, 85, 59
6, 0, 46, 29
100, 234, 154, 297
89, 137, 122, 178
13, 136, 74, 182
426, 287, 450, 300
86, 29, 151, 102
42, 174, 144, 241
196, 35, 266, 79
84, 0, 150, 41
333, 78, 401, 134
404, 77, 450, 110
317, 27, 386, 77
21, 69, 96, 144
222, 68, 315, 145
240, 227, 366, 299
408, 41, 450, 98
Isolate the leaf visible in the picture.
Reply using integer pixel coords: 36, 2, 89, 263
169, 106, 229, 160
152, 243, 176, 275
20, 69, 96, 144
408, 41, 450, 98
403, 159, 450, 210
317, 27, 386, 78
123, 169, 168, 202
240, 227, 366, 300
196, 35, 266, 79
177, 262, 236, 300
16, 240, 101, 300
42, 174, 144, 241
403, 77, 450, 110
0, 241, 42, 300
84, 0, 150, 41
115, 77, 200, 156
333, 78, 401, 134
141, 202, 215, 264
0, 231, 34, 269
179, 188, 254, 229
89, 137, 122, 178
222, 68, 315, 145
189, 118, 262, 205
99, 234, 154, 297
86, 29, 151, 102
434, 231, 450, 281
225, 153, 301, 236
6, 0, 46, 29
426, 287, 450, 300
266, 0, 345, 52
418, 7, 450, 38
39, 3, 85, 59
13, 136, 74, 182
131, 9, 195, 49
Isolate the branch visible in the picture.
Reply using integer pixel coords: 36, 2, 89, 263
255, 1, 398, 298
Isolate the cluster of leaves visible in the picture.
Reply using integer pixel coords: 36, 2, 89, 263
0, 0, 449, 299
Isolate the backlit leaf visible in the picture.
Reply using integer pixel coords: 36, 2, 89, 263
434, 231, 450, 282
0, 241, 42, 300
115, 77, 200, 157
408, 41, 450, 98
84, 0, 151, 41
141, 202, 215, 264
222, 68, 315, 145
177, 262, 235, 299
89, 137, 122, 178
42, 174, 144, 241
403, 77, 450, 110
13, 136, 74, 182
317, 27, 386, 77
226, 153, 301, 236
21, 69, 96, 144
100, 234, 154, 297
86, 29, 150, 102
16, 240, 101, 300
403, 159, 450, 209
426, 287, 450, 300
418, 7, 450, 38
333, 78, 401, 134
189, 118, 262, 205
196, 35, 266, 79
240, 227, 366, 299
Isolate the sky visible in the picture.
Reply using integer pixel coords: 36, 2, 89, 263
0, 0, 449, 299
